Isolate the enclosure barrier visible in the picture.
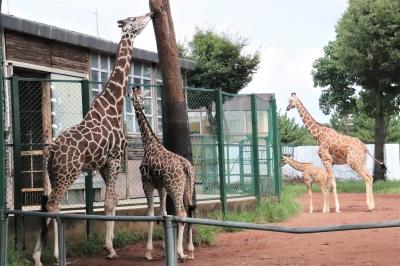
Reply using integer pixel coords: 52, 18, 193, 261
1, 209, 399, 266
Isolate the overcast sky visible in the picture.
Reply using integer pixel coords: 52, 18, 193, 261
4, 0, 348, 123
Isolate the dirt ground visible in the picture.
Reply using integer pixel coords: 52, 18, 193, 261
73, 193, 400, 266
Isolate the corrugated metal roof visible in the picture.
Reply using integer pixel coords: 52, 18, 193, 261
1, 14, 196, 70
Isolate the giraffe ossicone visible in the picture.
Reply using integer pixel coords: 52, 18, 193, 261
32, 13, 153, 266
287, 93, 377, 212
130, 87, 196, 261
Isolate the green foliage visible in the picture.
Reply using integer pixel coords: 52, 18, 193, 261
185, 28, 260, 94
278, 112, 316, 145
7, 246, 31, 266
72, 234, 103, 256
330, 99, 400, 143
112, 230, 141, 248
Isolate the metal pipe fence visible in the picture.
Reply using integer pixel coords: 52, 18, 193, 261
0, 208, 399, 266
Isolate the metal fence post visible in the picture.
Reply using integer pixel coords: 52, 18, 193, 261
0, 0, 5, 211
0, 78, 5, 210
215, 89, 227, 215
163, 215, 177, 266
269, 97, 281, 197
56, 217, 66, 266
11, 75, 23, 250
0, 209, 8, 266
251, 94, 261, 201
81, 79, 94, 237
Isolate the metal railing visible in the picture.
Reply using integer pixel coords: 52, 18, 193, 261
1, 208, 399, 266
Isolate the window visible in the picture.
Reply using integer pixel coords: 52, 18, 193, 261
90, 53, 163, 135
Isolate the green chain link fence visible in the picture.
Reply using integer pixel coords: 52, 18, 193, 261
1, 77, 281, 243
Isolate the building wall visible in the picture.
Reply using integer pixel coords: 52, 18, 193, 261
5, 30, 89, 74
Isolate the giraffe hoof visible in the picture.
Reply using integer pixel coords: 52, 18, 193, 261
335, 209, 341, 213
188, 251, 194, 260
178, 254, 189, 262
145, 251, 153, 260
107, 253, 119, 259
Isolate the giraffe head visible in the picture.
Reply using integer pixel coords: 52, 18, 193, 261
280, 154, 293, 166
286, 92, 298, 111
129, 86, 151, 111
118, 12, 154, 39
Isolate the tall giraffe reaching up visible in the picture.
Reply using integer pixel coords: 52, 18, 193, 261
130, 88, 196, 261
286, 93, 384, 212
32, 13, 153, 266
281, 155, 329, 213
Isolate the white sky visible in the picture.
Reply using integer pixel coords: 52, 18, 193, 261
4, 0, 348, 123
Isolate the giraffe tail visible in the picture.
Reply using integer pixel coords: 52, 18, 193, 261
40, 195, 49, 247
185, 164, 197, 218
365, 148, 387, 171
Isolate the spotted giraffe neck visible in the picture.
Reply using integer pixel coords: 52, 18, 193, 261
133, 100, 161, 149
295, 99, 323, 140
286, 159, 310, 172
89, 35, 133, 118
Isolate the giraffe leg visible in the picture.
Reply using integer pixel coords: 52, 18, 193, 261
144, 190, 155, 261
322, 185, 329, 213
323, 160, 340, 212
187, 223, 194, 260
306, 182, 313, 214
53, 219, 59, 262
32, 218, 51, 266
158, 188, 167, 256
100, 160, 121, 259
169, 192, 188, 261
32, 194, 61, 266
352, 164, 375, 210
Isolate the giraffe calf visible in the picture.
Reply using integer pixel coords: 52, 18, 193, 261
281, 155, 330, 213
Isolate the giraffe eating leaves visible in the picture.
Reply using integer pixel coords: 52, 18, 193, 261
32, 13, 153, 266
129, 87, 196, 261
286, 93, 384, 212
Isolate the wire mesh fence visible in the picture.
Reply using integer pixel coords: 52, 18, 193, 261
3, 77, 281, 214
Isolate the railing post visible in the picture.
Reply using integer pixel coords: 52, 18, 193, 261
215, 89, 227, 216
11, 75, 23, 250
81, 79, 94, 237
163, 215, 177, 266
269, 97, 281, 197
0, 209, 8, 266
251, 94, 261, 201
57, 217, 66, 266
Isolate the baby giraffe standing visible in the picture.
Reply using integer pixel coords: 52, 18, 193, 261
281, 155, 330, 213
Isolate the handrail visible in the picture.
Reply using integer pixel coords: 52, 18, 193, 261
0, 208, 399, 266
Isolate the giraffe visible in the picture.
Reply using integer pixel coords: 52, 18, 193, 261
129, 87, 196, 261
286, 93, 384, 212
32, 13, 153, 266
281, 155, 329, 213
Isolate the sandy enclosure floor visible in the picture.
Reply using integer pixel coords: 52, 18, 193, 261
72, 193, 400, 266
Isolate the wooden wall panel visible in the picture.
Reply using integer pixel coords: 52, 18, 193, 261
5, 31, 51, 67
50, 42, 89, 74
5, 30, 89, 74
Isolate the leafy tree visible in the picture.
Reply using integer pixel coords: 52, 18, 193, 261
185, 29, 260, 93
330, 99, 400, 143
313, 0, 400, 180
278, 112, 316, 146
181, 28, 260, 134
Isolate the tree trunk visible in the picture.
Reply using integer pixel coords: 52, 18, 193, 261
373, 89, 386, 181
149, 0, 195, 215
